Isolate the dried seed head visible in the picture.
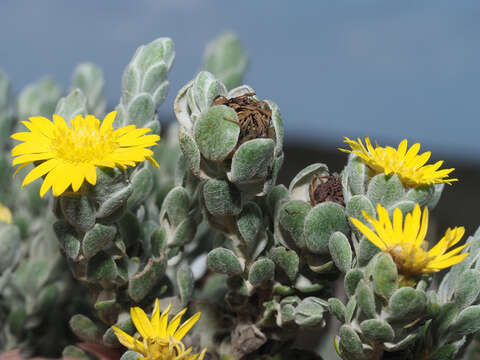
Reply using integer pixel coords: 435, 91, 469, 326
309, 174, 344, 206
212, 93, 274, 145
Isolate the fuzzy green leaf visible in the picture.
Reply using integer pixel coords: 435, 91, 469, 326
177, 263, 194, 306
329, 232, 352, 273
295, 297, 326, 327
82, 224, 117, 259
356, 279, 376, 319
230, 138, 275, 183
60, 194, 95, 233
304, 202, 349, 254
194, 105, 239, 161
278, 200, 311, 249
360, 319, 394, 343
366, 173, 404, 207
203, 179, 242, 217
128, 256, 167, 302
268, 247, 299, 283
373, 253, 398, 299
69, 314, 103, 343
207, 248, 243, 275
249, 258, 275, 287
388, 287, 426, 324
328, 298, 346, 323
345, 269, 364, 298
339, 324, 364, 356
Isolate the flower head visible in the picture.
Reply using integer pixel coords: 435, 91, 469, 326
11, 111, 160, 197
350, 203, 468, 278
113, 299, 206, 360
340, 137, 457, 187
0, 202, 12, 224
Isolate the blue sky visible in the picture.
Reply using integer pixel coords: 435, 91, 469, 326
1, 0, 479, 163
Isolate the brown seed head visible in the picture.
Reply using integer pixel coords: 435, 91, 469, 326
212, 93, 274, 145
309, 174, 345, 206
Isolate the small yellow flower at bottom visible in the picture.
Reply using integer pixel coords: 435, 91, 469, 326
0, 202, 12, 224
350, 203, 468, 279
339, 136, 457, 187
10, 110, 160, 197
113, 299, 206, 360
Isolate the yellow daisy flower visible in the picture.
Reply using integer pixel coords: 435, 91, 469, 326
0, 202, 12, 224
112, 299, 206, 360
350, 203, 468, 278
340, 137, 457, 187
10, 111, 160, 197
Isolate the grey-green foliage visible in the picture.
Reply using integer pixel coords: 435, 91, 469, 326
157, 183, 200, 262
116, 37, 175, 131
55, 88, 88, 123
17, 77, 62, 122
342, 153, 444, 217
331, 227, 480, 360
175, 71, 283, 197
49, 38, 177, 351
276, 163, 349, 273
152, 123, 182, 207
0, 71, 13, 195
1, 75, 55, 215
421, 227, 480, 359
203, 31, 248, 90
333, 252, 429, 360
53, 160, 166, 304
342, 153, 446, 266
172, 70, 334, 354
0, 70, 13, 149
0, 222, 21, 294
71, 63, 107, 118
3, 30, 480, 360
1, 214, 77, 357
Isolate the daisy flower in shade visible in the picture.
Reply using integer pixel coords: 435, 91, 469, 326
10, 111, 160, 197
350, 203, 468, 280
112, 299, 206, 360
339, 137, 457, 187
0, 202, 12, 224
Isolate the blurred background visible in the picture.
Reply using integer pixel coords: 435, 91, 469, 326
1, 0, 479, 232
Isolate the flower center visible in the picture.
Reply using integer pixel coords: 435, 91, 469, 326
388, 244, 431, 279
53, 124, 117, 164
146, 337, 171, 360
145, 336, 189, 360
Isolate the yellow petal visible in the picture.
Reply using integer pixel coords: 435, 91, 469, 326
13, 163, 30, 177
22, 159, 59, 187
350, 217, 387, 251
52, 114, 69, 132
112, 326, 135, 348
415, 206, 429, 246
131, 306, 154, 339
147, 156, 160, 168
100, 110, 117, 134
52, 163, 73, 196
159, 302, 172, 337
11, 142, 52, 156
167, 308, 188, 335
29, 116, 55, 138
71, 164, 86, 192
40, 164, 62, 197
12, 152, 55, 166
198, 348, 207, 360
173, 312, 201, 341
151, 299, 161, 334
85, 164, 97, 185
426, 253, 470, 270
